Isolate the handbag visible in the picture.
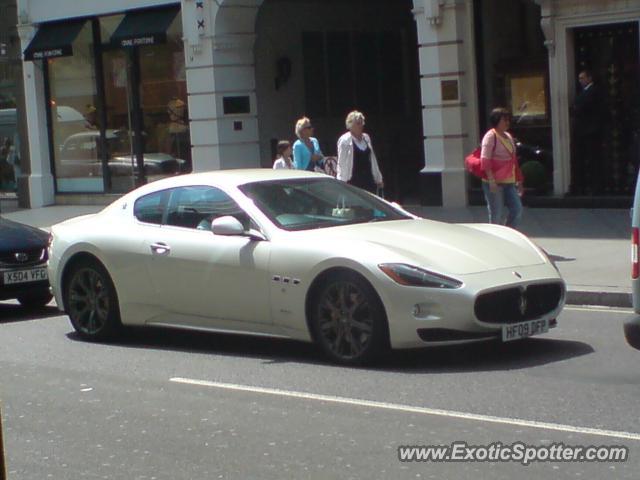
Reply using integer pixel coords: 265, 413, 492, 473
323, 156, 338, 177
332, 196, 355, 219
464, 147, 486, 179
465, 132, 498, 179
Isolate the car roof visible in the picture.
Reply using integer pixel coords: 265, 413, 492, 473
108, 169, 329, 209
146, 168, 324, 190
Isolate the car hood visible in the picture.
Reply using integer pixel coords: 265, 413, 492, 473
305, 219, 545, 275
0, 217, 49, 253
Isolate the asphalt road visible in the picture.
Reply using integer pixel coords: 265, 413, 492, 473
1, 302, 639, 479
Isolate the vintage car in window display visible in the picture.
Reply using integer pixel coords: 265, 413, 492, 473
47, 169, 565, 365
0, 217, 52, 307
56, 130, 187, 179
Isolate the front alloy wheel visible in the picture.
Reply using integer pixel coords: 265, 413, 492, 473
65, 261, 121, 340
312, 272, 388, 365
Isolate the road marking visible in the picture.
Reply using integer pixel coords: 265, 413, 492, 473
565, 306, 632, 315
170, 377, 640, 441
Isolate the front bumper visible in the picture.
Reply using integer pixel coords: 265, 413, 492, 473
0, 264, 50, 301
379, 263, 565, 349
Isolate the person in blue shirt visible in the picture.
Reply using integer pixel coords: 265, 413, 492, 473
292, 117, 324, 171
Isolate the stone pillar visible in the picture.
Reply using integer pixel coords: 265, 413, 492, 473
182, 0, 263, 172
537, 0, 569, 196
17, 22, 55, 207
413, 0, 477, 207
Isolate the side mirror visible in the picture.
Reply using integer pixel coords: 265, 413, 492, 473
211, 215, 266, 241
211, 216, 245, 236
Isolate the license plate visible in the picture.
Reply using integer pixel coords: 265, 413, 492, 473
3, 267, 48, 285
502, 318, 549, 341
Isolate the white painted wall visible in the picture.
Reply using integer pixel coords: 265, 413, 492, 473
413, 0, 475, 207
18, 0, 178, 24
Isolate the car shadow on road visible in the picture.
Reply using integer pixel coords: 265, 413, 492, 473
66, 326, 593, 372
66, 326, 328, 364
381, 337, 594, 373
0, 302, 60, 323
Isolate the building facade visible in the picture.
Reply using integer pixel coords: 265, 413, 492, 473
12, 0, 640, 208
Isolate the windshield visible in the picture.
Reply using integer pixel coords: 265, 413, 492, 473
239, 177, 411, 231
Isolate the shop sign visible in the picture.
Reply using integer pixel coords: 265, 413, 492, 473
30, 46, 71, 60
120, 35, 160, 48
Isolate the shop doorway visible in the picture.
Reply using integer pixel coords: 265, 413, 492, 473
571, 22, 640, 196
255, 0, 422, 202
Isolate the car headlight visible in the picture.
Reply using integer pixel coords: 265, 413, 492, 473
378, 263, 462, 289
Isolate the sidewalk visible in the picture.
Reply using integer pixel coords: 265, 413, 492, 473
1, 200, 632, 308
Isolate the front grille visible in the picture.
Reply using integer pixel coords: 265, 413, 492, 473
474, 282, 564, 324
0, 248, 47, 267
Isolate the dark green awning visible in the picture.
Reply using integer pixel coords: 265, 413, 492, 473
110, 6, 180, 48
23, 19, 87, 61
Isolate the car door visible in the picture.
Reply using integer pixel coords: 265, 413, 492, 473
145, 185, 272, 325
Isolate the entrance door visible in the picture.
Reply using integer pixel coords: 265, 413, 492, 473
100, 9, 190, 193
101, 47, 190, 193
572, 22, 640, 196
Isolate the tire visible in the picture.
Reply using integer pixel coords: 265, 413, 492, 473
310, 271, 389, 365
624, 318, 640, 351
17, 291, 53, 308
64, 259, 122, 341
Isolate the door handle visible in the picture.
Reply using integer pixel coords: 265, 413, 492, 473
150, 242, 171, 256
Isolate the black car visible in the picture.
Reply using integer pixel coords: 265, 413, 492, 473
0, 217, 52, 307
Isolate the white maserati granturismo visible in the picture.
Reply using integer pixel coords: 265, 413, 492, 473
48, 169, 565, 365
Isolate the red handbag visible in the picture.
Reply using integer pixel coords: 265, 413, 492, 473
465, 133, 499, 180
465, 147, 486, 179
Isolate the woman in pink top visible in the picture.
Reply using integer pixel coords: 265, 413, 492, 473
481, 108, 524, 228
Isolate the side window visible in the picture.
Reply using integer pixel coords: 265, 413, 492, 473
165, 185, 251, 230
134, 190, 166, 225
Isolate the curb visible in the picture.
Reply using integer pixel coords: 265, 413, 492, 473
565, 289, 631, 308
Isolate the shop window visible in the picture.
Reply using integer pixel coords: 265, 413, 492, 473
48, 21, 102, 192
508, 73, 548, 123
99, 9, 189, 193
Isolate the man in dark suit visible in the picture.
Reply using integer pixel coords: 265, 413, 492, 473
570, 70, 604, 195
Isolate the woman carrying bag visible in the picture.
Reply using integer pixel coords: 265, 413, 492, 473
336, 110, 383, 194
481, 107, 524, 229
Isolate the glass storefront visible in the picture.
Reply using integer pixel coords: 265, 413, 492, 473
40, 7, 190, 194
48, 21, 101, 192
0, 0, 22, 194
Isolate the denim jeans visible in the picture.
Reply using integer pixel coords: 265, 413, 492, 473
481, 182, 523, 228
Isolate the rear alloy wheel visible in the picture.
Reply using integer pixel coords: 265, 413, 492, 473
65, 260, 121, 341
311, 272, 389, 365
17, 292, 53, 308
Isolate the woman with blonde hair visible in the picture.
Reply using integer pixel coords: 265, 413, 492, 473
292, 117, 324, 171
336, 110, 383, 193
